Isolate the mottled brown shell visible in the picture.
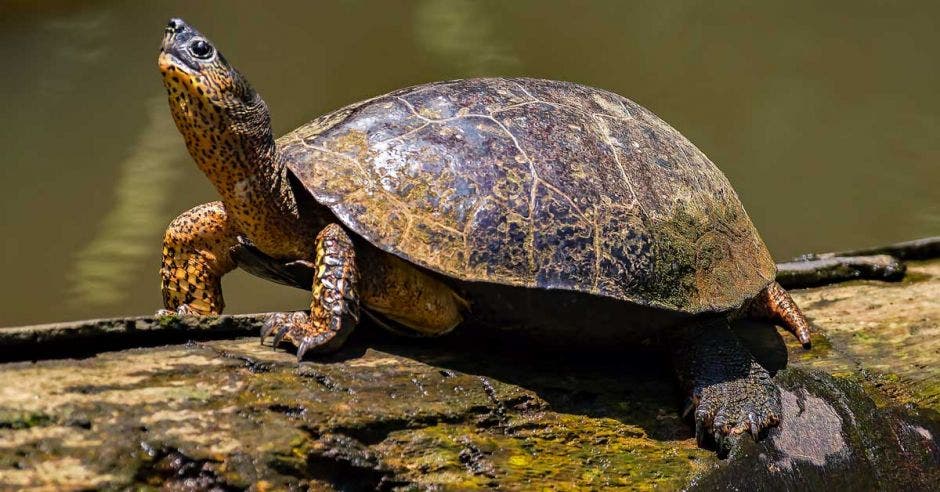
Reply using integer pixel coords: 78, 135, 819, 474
278, 78, 775, 313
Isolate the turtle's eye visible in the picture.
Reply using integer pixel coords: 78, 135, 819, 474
190, 39, 213, 59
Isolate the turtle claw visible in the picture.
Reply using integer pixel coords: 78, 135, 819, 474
261, 312, 299, 349
695, 416, 707, 447
296, 338, 313, 362
272, 324, 289, 349
260, 312, 345, 362
155, 308, 175, 318
747, 412, 762, 439
673, 320, 783, 455
260, 314, 282, 344
155, 304, 201, 318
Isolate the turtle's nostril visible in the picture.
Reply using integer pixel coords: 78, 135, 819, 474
166, 18, 185, 34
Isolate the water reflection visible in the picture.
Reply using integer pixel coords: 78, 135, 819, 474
40, 11, 110, 95
66, 98, 184, 308
414, 0, 519, 76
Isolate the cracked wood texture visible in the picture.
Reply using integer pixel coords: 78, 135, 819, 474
1, 260, 937, 490
279, 78, 775, 313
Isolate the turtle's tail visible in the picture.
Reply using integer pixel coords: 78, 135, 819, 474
745, 281, 812, 349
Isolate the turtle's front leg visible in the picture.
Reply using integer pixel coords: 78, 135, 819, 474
160, 201, 239, 316
670, 318, 781, 454
262, 223, 361, 360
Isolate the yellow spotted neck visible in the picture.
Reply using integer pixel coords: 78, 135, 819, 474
162, 67, 316, 260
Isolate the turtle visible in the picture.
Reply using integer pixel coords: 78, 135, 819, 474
157, 18, 813, 449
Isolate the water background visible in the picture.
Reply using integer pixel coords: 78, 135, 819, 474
1, 0, 937, 326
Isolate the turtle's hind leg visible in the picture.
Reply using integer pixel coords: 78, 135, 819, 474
670, 318, 781, 455
746, 281, 812, 349
262, 223, 360, 360
160, 201, 239, 316
357, 249, 466, 337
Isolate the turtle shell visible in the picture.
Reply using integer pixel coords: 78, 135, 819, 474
278, 78, 775, 313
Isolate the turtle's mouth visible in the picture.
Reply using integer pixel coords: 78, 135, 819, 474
158, 51, 180, 73
158, 49, 198, 77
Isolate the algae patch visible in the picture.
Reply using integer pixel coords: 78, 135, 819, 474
375, 414, 713, 489
0, 410, 53, 430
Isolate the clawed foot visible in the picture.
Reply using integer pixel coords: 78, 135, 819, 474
685, 365, 781, 454
261, 312, 346, 361
155, 304, 204, 318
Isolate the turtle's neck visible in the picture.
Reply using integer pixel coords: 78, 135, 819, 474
168, 95, 314, 259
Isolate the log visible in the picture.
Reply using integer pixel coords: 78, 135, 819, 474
822, 235, 939, 260
1, 259, 937, 489
774, 236, 939, 288
0, 244, 940, 490
0, 314, 267, 363
775, 254, 905, 289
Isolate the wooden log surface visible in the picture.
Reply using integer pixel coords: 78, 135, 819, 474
1, 249, 938, 490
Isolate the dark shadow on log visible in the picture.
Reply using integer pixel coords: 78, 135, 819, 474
307, 313, 793, 445
352, 324, 693, 442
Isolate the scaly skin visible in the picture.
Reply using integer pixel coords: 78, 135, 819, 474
230, 236, 467, 338
671, 318, 781, 455
261, 224, 360, 359
160, 201, 238, 316
160, 19, 318, 262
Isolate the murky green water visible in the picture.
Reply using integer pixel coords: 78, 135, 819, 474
0, 1, 937, 326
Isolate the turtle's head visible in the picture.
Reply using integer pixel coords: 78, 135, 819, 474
159, 18, 262, 121
158, 18, 275, 184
